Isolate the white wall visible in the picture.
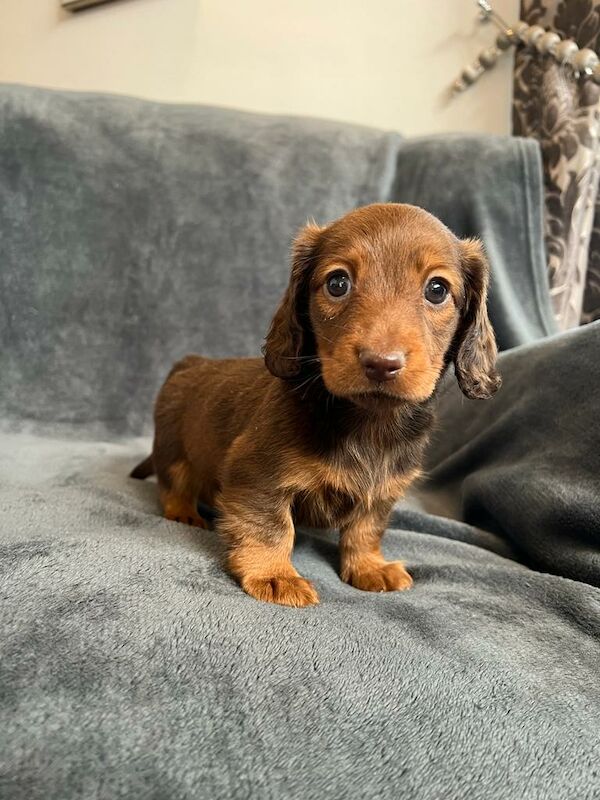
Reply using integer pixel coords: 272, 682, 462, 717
0, 0, 518, 136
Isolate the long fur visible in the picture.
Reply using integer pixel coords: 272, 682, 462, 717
132, 203, 500, 607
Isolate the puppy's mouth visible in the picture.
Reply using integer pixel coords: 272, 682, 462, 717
318, 356, 434, 407
344, 387, 409, 410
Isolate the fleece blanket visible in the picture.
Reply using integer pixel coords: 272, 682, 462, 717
0, 85, 598, 800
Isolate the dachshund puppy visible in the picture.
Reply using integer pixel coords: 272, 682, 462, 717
131, 203, 500, 607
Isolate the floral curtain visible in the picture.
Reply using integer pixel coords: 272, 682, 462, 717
512, 0, 600, 327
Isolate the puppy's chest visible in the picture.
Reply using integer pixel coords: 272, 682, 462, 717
295, 444, 419, 527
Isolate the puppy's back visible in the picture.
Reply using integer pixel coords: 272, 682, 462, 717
152, 355, 273, 498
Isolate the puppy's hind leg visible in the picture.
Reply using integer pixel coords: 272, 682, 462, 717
159, 460, 209, 529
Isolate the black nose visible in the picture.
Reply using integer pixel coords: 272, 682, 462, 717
359, 350, 406, 383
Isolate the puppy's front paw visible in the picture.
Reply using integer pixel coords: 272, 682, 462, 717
242, 575, 319, 607
344, 559, 413, 593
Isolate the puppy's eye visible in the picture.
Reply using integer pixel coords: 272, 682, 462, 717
325, 270, 352, 299
424, 278, 449, 305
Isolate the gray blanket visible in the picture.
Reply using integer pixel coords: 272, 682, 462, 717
1, 85, 598, 800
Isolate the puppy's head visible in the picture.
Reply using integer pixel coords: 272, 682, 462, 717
264, 203, 501, 405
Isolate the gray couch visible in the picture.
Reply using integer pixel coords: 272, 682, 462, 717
1, 84, 599, 800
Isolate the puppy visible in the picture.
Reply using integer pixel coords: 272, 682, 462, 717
131, 203, 500, 607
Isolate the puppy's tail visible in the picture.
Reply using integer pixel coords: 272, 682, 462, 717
130, 454, 155, 480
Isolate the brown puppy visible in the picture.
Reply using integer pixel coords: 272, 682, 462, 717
131, 203, 500, 607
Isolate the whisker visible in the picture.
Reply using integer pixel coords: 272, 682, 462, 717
300, 375, 322, 400
316, 333, 337, 346
275, 354, 321, 363
291, 373, 320, 394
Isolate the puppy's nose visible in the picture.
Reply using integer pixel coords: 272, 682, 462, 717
359, 350, 406, 383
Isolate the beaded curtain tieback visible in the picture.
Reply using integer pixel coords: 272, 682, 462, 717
453, 0, 600, 94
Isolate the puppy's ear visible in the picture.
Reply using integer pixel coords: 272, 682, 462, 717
452, 238, 501, 400
263, 223, 324, 379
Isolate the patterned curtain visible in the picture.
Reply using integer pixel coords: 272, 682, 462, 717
512, 0, 600, 327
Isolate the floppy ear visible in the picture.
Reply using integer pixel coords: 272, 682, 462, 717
452, 238, 502, 400
263, 223, 324, 379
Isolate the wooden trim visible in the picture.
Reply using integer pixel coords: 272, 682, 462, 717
61, 0, 119, 11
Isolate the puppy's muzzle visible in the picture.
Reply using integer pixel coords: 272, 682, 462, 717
359, 350, 406, 383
